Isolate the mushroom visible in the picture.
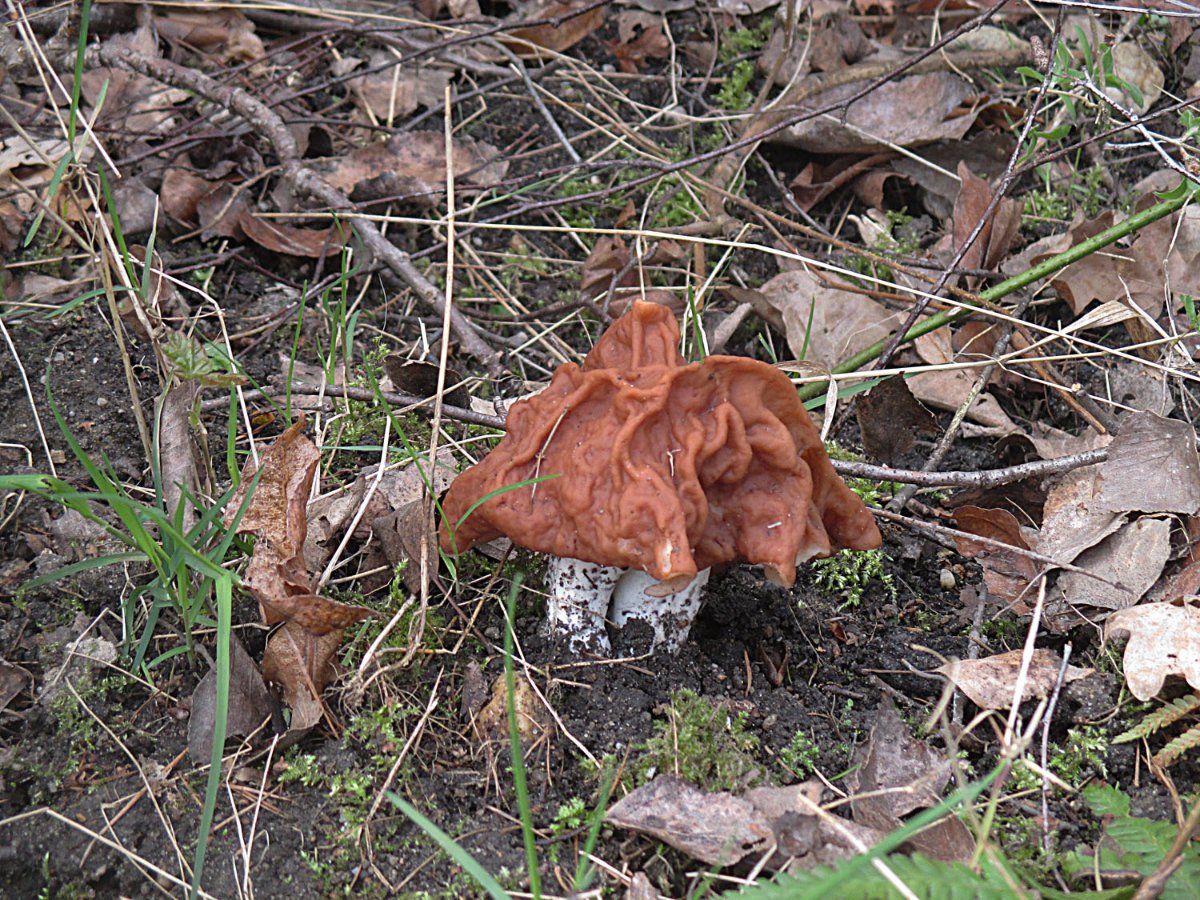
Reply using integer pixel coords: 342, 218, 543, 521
438, 301, 881, 654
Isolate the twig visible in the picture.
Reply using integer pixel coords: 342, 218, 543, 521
1041, 643, 1072, 854
88, 44, 504, 377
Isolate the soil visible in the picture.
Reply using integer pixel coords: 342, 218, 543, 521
2, 4, 1198, 900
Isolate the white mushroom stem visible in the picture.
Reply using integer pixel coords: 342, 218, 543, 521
544, 556, 711, 654
545, 557, 621, 654
609, 567, 711, 653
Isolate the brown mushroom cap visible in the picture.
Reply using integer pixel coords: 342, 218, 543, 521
439, 301, 881, 586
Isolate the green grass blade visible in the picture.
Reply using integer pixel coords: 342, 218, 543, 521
504, 574, 541, 899
573, 758, 617, 891
190, 573, 232, 900
386, 792, 511, 900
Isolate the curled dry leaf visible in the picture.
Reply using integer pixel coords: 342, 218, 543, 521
236, 213, 342, 258
156, 7, 266, 66
1105, 601, 1200, 701
226, 421, 372, 731
948, 163, 1021, 287
936, 648, 1093, 711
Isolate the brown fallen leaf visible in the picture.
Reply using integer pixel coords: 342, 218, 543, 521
605, 775, 774, 867
728, 269, 904, 366
315, 133, 508, 206
1105, 600, 1200, 701
156, 7, 266, 66
948, 162, 1021, 288
0, 659, 29, 715
765, 72, 986, 154
472, 672, 549, 745
936, 649, 1093, 711
1056, 516, 1171, 612
856, 375, 938, 465
188, 633, 274, 761
340, 51, 450, 123
237, 212, 342, 258
909, 327, 1019, 437
505, 0, 606, 58
846, 698, 974, 862
80, 24, 189, 138
1096, 412, 1200, 516
261, 621, 344, 732
607, 11, 671, 73
1036, 464, 1123, 567
951, 506, 1038, 605
226, 420, 372, 725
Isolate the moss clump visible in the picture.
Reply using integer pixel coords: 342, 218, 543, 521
633, 689, 761, 791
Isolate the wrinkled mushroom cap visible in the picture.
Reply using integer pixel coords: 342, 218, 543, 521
439, 302, 881, 585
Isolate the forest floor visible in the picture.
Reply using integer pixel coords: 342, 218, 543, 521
2, 0, 1200, 898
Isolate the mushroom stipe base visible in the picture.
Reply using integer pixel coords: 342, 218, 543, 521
546, 556, 712, 655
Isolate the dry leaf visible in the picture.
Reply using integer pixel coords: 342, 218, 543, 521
1097, 412, 1200, 516
949, 163, 1021, 287
845, 699, 973, 862
188, 634, 274, 760
316, 133, 507, 204
606, 775, 774, 866
237, 212, 342, 258
1056, 516, 1171, 612
936, 649, 1093, 711
157, 8, 266, 65
765, 72, 985, 154
856, 375, 938, 465
909, 327, 1019, 436
343, 51, 451, 122
261, 621, 344, 732
1105, 601, 1200, 701
1036, 464, 1123, 566
80, 25, 189, 137
951, 506, 1037, 604
473, 672, 549, 744
505, 0, 606, 57
607, 12, 671, 73
729, 269, 904, 366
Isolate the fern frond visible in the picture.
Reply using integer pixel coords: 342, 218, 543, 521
1115, 693, 1200, 744
1153, 722, 1200, 768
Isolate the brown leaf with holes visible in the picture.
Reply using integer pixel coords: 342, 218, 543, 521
936, 649, 1093, 711
1105, 601, 1200, 701
856, 375, 937, 465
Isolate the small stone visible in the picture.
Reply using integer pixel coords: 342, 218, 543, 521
939, 568, 956, 591
96, 397, 108, 408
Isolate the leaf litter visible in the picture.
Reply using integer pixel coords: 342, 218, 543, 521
4, 0, 1200, 895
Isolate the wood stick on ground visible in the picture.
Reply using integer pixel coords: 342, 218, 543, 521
88, 44, 504, 377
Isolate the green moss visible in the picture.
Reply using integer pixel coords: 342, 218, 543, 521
715, 60, 756, 111
812, 548, 895, 608
779, 729, 820, 779
633, 688, 762, 791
